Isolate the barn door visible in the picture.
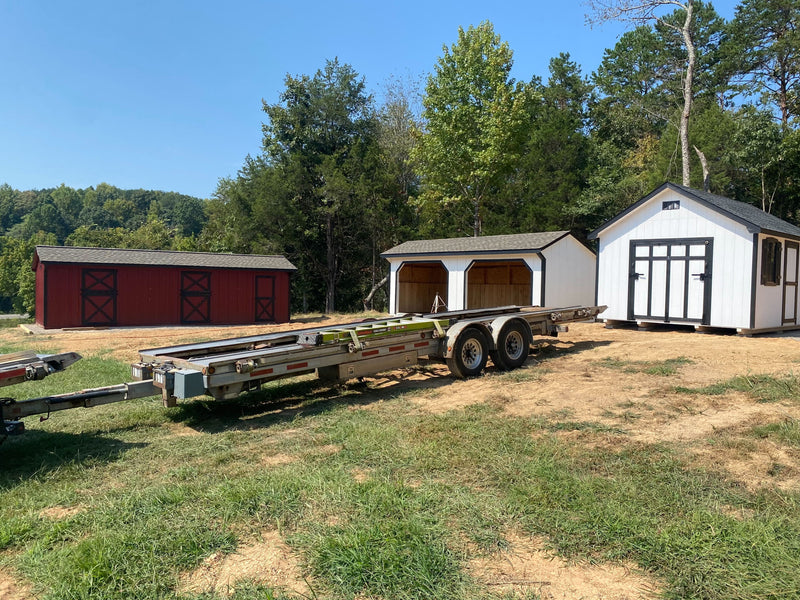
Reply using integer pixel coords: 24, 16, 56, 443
628, 238, 713, 325
81, 269, 118, 326
181, 271, 211, 324
783, 241, 799, 324
255, 275, 275, 322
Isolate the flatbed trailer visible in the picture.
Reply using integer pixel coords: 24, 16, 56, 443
2, 305, 604, 433
133, 305, 605, 404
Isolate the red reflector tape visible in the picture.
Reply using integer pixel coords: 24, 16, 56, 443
414, 341, 429, 348
250, 368, 274, 377
362, 350, 380, 357
389, 345, 405, 352
287, 362, 309, 371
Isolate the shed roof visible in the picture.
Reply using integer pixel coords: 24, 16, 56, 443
381, 231, 571, 258
34, 246, 297, 271
589, 183, 800, 240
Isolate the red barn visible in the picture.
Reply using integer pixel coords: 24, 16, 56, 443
33, 246, 296, 329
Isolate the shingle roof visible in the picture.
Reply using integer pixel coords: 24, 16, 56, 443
381, 231, 570, 258
34, 246, 297, 271
589, 183, 800, 240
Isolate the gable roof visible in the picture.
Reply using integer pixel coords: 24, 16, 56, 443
382, 231, 572, 258
33, 246, 297, 271
588, 183, 800, 240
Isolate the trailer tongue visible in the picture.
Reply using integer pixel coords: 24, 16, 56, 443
3, 305, 605, 434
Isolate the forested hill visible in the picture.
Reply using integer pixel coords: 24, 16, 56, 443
0, 183, 208, 314
5, 2, 800, 317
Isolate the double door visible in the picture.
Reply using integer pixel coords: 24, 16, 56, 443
628, 238, 712, 325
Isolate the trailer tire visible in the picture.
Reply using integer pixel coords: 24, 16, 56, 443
491, 320, 530, 371
446, 327, 489, 378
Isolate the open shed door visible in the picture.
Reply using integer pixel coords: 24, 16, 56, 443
628, 238, 712, 325
397, 262, 448, 313
467, 260, 532, 309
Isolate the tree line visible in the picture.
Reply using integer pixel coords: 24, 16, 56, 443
3, 0, 799, 316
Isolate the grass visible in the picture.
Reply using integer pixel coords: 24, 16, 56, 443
1, 353, 800, 599
675, 373, 800, 403
751, 419, 800, 447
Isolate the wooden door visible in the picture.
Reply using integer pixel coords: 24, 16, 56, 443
255, 275, 276, 322
628, 238, 713, 325
783, 241, 798, 324
181, 271, 211, 324
81, 269, 118, 326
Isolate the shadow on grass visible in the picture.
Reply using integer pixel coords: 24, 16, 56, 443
0, 430, 144, 488
168, 340, 609, 435
168, 364, 461, 434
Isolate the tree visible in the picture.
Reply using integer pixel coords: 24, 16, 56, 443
260, 58, 378, 313
728, 0, 800, 126
502, 54, 593, 232
588, 0, 706, 185
414, 21, 528, 237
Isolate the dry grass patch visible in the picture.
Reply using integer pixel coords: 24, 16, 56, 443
38, 504, 85, 520
469, 531, 661, 600
177, 530, 311, 598
0, 570, 33, 600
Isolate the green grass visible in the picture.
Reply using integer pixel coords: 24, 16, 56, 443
675, 373, 800, 403
1, 357, 800, 599
751, 419, 800, 447
598, 356, 693, 376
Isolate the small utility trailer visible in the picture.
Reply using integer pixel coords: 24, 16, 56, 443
2, 305, 604, 434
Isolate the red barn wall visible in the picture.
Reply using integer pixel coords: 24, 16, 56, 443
37, 263, 291, 329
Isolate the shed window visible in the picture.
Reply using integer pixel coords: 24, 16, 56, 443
662, 200, 680, 210
761, 237, 782, 286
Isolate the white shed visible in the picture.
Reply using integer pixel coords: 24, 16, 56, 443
381, 231, 596, 314
589, 183, 800, 333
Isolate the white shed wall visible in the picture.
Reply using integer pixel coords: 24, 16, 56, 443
753, 233, 800, 330
541, 236, 596, 307
597, 188, 754, 328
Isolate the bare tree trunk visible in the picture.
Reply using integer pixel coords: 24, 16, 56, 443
363, 275, 388, 311
680, 0, 695, 186
693, 145, 710, 192
325, 211, 336, 313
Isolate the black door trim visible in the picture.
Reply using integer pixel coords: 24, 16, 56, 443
627, 237, 713, 325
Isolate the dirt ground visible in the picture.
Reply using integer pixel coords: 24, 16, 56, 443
5, 317, 800, 599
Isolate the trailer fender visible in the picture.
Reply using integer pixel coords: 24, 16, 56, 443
442, 321, 493, 359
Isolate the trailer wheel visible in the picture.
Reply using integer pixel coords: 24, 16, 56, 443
491, 321, 530, 371
446, 327, 489, 378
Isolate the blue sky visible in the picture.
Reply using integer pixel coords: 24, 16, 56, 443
1, 0, 740, 199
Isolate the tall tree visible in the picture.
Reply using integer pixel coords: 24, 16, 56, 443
504, 54, 593, 232
261, 59, 377, 313
414, 21, 527, 237
728, 0, 800, 126
588, 0, 705, 186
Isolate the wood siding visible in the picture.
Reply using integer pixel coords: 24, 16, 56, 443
36, 264, 291, 329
